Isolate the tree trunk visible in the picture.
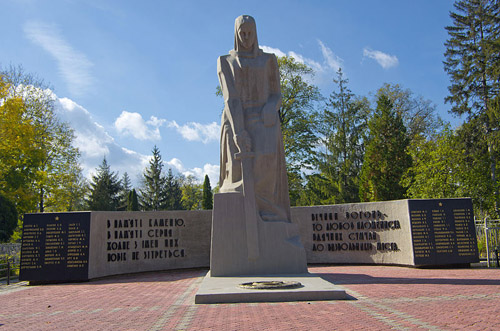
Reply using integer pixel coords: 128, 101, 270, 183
39, 186, 44, 213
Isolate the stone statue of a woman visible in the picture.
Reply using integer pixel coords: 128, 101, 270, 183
211, 15, 307, 276
217, 15, 290, 223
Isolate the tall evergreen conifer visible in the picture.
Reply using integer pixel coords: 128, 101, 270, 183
202, 175, 213, 209
310, 69, 369, 205
444, 0, 500, 216
127, 189, 139, 211
140, 146, 168, 211
87, 158, 122, 211
359, 95, 412, 202
117, 172, 132, 210
165, 168, 183, 210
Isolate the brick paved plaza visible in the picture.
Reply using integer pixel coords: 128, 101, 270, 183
1, 265, 499, 330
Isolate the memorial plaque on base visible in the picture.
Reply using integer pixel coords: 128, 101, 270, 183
409, 199, 478, 265
20, 212, 90, 282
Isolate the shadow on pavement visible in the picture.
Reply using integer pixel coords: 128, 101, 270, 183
319, 272, 500, 286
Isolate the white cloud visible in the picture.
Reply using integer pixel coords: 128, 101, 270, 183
262, 44, 326, 74
167, 158, 219, 185
288, 51, 324, 73
168, 121, 219, 144
185, 164, 220, 185
261, 42, 343, 81
318, 40, 342, 71
260, 45, 286, 57
167, 158, 185, 173
114, 111, 166, 141
57, 97, 113, 158
147, 116, 166, 128
53, 94, 219, 186
55, 97, 148, 184
24, 21, 93, 96
363, 48, 399, 69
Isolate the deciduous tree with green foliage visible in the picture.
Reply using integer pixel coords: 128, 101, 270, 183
87, 158, 122, 211
64, 172, 88, 212
376, 83, 441, 143
202, 175, 213, 209
0, 67, 83, 214
0, 74, 39, 215
403, 125, 463, 199
359, 95, 412, 202
180, 175, 202, 210
444, 0, 500, 216
404, 119, 497, 219
277, 56, 322, 205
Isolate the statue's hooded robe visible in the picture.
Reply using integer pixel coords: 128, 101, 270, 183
217, 15, 291, 223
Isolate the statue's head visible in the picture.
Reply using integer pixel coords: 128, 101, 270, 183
234, 15, 259, 57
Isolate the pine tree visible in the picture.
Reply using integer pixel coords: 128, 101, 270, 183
87, 158, 122, 211
121, 172, 131, 195
312, 68, 370, 205
127, 189, 139, 211
140, 146, 168, 211
117, 172, 132, 210
202, 175, 213, 209
165, 168, 183, 210
359, 95, 412, 202
444, 0, 500, 216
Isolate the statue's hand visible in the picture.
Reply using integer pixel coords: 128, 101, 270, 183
234, 130, 251, 153
262, 103, 277, 127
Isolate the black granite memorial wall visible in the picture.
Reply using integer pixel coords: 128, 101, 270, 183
409, 199, 478, 265
20, 212, 90, 282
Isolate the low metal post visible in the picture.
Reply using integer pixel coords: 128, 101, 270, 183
485, 220, 490, 267
7, 260, 10, 285
496, 248, 499, 268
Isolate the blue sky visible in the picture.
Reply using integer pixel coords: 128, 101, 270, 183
1, 0, 458, 187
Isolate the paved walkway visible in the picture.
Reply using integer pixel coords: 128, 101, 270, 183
1, 266, 499, 330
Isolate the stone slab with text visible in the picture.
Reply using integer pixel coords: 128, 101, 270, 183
295, 198, 479, 266
19, 198, 479, 282
20, 211, 211, 282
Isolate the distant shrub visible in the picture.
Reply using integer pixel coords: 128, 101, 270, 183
0, 194, 18, 242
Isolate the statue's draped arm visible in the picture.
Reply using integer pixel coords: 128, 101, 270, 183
217, 56, 245, 140
262, 54, 282, 127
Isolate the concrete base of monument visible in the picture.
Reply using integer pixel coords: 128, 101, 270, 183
194, 271, 347, 304
210, 192, 308, 276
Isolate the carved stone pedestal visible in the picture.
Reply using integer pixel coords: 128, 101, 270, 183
210, 192, 307, 276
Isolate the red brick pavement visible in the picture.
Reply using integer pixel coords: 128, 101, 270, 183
1, 266, 499, 330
